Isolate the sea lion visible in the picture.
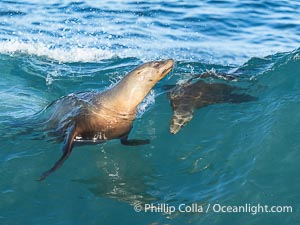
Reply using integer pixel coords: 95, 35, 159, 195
38, 59, 174, 181
168, 74, 257, 134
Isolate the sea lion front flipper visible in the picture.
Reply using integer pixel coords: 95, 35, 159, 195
170, 106, 195, 135
38, 124, 77, 181
120, 136, 150, 146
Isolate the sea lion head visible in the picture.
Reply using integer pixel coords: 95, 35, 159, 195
130, 59, 174, 83
105, 59, 174, 111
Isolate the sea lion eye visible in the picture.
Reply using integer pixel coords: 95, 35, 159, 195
153, 61, 160, 68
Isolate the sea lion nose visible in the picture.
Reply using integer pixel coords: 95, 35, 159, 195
166, 58, 174, 64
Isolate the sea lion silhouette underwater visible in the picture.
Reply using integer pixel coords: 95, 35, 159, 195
167, 72, 257, 134
38, 59, 174, 181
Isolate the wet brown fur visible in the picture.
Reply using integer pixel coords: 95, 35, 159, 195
168, 79, 257, 134
38, 59, 174, 181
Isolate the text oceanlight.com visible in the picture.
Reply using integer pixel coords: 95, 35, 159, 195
133, 203, 293, 215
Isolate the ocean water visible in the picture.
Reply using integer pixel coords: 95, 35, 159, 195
0, 0, 300, 224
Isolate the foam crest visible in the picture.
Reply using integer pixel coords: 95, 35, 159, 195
0, 40, 114, 63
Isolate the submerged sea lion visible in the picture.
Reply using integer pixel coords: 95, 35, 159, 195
168, 74, 257, 134
38, 59, 174, 181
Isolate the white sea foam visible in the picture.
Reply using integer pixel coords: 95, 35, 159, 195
0, 40, 114, 63
137, 90, 156, 118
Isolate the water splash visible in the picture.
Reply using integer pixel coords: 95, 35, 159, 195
137, 90, 156, 118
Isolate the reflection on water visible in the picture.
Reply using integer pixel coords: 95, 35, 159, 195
74, 145, 158, 206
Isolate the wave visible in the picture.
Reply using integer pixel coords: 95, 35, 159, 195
0, 40, 114, 63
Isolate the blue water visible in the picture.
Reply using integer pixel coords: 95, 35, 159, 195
0, 0, 300, 224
